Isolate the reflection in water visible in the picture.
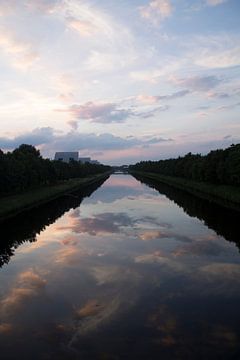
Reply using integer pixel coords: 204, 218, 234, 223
133, 173, 240, 249
0, 174, 240, 359
0, 176, 109, 267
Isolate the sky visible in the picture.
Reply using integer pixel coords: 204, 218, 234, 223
0, 0, 239, 165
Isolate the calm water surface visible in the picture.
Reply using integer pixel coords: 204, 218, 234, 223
0, 174, 240, 359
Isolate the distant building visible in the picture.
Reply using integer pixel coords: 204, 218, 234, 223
79, 157, 91, 164
90, 160, 100, 165
54, 152, 101, 165
54, 152, 79, 163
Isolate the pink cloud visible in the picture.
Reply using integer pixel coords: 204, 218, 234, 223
140, 0, 173, 25
206, 0, 228, 6
0, 27, 39, 69
25, 0, 61, 14
106, 176, 142, 188
66, 16, 97, 36
137, 90, 189, 104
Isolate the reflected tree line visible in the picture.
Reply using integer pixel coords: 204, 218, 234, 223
133, 173, 240, 251
134, 175, 240, 250
130, 144, 240, 186
0, 144, 111, 196
0, 176, 108, 267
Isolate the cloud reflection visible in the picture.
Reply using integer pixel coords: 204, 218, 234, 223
0, 269, 46, 315
135, 251, 185, 272
69, 297, 121, 348
0, 323, 13, 335
148, 304, 177, 347
172, 240, 226, 257
59, 212, 133, 235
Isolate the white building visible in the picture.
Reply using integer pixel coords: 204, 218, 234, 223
54, 152, 100, 165
54, 152, 79, 163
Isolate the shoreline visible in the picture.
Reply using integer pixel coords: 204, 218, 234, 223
0, 172, 111, 222
130, 171, 240, 212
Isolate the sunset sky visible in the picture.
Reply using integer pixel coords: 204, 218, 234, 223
0, 0, 239, 164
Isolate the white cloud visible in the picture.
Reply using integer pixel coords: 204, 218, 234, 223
181, 34, 240, 69
65, 16, 97, 36
195, 46, 240, 69
0, 27, 39, 69
25, 0, 62, 14
130, 58, 182, 83
139, 0, 173, 25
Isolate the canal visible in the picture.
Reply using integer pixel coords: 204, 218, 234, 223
0, 174, 240, 359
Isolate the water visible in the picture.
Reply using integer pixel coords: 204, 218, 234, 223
0, 174, 240, 359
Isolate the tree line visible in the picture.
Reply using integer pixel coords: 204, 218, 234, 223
129, 144, 240, 186
0, 144, 111, 196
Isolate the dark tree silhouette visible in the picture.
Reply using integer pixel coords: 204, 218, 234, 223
129, 144, 240, 186
0, 144, 111, 196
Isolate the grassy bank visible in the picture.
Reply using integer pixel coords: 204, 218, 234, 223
130, 171, 240, 211
0, 172, 110, 221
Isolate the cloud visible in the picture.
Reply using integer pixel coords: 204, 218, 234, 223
58, 98, 173, 125
0, 0, 18, 16
195, 45, 240, 69
137, 90, 190, 104
85, 49, 136, 72
0, 26, 39, 69
205, 0, 228, 6
183, 34, 240, 69
67, 120, 78, 130
130, 59, 182, 83
207, 92, 230, 99
140, 0, 173, 25
135, 105, 170, 119
172, 75, 221, 91
65, 16, 97, 36
217, 102, 240, 111
0, 127, 172, 153
59, 101, 134, 124
0, 0, 61, 15
0, 127, 54, 148
25, 0, 62, 14
63, 0, 112, 38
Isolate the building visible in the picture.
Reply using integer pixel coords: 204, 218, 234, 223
54, 152, 100, 165
79, 157, 91, 164
54, 152, 79, 163
90, 160, 100, 165
79, 158, 100, 164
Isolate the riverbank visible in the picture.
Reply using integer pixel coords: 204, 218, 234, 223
130, 171, 240, 211
0, 173, 110, 222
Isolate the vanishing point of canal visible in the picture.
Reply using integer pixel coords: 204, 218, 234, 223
0, 174, 240, 359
